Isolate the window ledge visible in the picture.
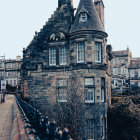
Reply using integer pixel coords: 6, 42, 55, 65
77, 61, 85, 63
58, 100, 67, 103
85, 101, 94, 103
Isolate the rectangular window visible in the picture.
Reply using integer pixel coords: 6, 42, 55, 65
95, 42, 102, 63
10, 80, 12, 85
101, 118, 106, 139
121, 66, 125, 75
58, 88, 67, 102
87, 120, 94, 140
138, 82, 140, 87
77, 43, 85, 63
101, 78, 105, 102
59, 47, 67, 65
114, 79, 118, 86
58, 79, 67, 102
14, 80, 16, 86
131, 81, 135, 90
79, 12, 87, 22
138, 69, 140, 77
130, 70, 135, 77
113, 68, 118, 75
113, 58, 117, 64
49, 48, 56, 66
85, 78, 95, 103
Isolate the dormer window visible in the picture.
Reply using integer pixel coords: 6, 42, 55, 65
79, 12, 87, 22
78, 6, 89, 23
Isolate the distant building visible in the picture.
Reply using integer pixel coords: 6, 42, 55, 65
0, 56, 22, 88
129, 58, 140, 90
111, 48, 132, 94
22, 0, 112, 139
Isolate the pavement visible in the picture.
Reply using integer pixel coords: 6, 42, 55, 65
0, 95, 14, 140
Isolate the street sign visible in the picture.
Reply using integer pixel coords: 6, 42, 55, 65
1, 80, 6, 89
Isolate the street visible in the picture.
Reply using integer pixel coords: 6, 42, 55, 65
0, 95, 14, 140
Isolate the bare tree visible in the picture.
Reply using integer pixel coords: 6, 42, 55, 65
56, 74, 86, 140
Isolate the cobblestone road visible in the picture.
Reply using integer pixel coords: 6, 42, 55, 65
0, 95, 14, 140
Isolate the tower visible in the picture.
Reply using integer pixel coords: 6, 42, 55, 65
70, 0, 109, 139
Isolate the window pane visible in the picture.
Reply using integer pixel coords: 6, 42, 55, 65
95, 42, 101, 63
87, 120, 94, 139
60, 47, 67, 65
77, 43, 84, 62
85, 78, 94, 86
58, 88, 67, 102
101, 78, 105, 87
138, 69, 140, 77
130, 70, 135, 77
101, 88, 105, 102
79, 12, 87, 22
85, 88, 94, 102
58, 79, 67, 87
49, 48, 56, 65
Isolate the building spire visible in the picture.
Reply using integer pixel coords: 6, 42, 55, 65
70, 0, 105, 33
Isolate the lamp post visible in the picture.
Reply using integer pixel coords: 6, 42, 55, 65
0, 54, 6, 103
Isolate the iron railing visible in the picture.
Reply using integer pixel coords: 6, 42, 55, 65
15, 96, 71, 140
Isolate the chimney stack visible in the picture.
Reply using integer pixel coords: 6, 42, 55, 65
94, 0, 105, 28
58, 0, 73, 8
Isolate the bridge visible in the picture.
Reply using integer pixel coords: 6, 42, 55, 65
0, 95, 71, 140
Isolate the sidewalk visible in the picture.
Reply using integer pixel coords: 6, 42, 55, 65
0, 95, 14, 140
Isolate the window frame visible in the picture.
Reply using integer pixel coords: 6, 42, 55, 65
101, 78, 105, 103
84, 77, 95, 103
138, 69, 140, 77
77, 42, 85, 63
79, 12, 87, 22
113, 68, 118, 75
95, 42, 102, 63
130, 69, 135, 77
86, 119, 95, 140
49, 47, 56, 66
57, 79, 67, 103
121, 66, 125, 75
59, 46, 67, 65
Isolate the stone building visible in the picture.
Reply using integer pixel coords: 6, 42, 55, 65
22, 0, 112, 139
111, 48, 132, 94
0, 56, 22, 88
129, 58, 140, 90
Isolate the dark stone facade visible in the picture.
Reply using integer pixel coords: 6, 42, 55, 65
22, 0, 112, 139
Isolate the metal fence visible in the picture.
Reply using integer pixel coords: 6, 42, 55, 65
15, 96, 71, 140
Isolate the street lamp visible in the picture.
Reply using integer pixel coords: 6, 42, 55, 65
0, 54, 6, 103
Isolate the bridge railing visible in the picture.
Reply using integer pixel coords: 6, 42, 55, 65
15, 96, 71, 140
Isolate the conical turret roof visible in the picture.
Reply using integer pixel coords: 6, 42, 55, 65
70, 0, 105, 33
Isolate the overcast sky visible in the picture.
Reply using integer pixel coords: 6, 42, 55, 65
0, 0, 140, 59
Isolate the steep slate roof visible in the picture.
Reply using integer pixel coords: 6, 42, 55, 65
70, 0, 104, 33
